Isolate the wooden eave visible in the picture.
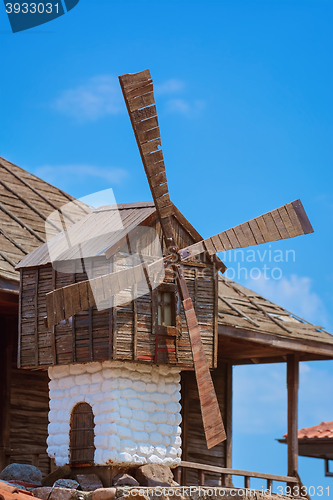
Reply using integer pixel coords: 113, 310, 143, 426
278, 437, 333, 460
218, 325, 333, 364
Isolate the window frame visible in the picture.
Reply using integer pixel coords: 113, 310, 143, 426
152, 283, 181, 337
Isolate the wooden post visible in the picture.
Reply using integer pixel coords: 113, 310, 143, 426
0, 316, 13, 471
225, 362, 233, 486
287, 354, 299, 487
180, 373, 188, 486
244, 476, 250, 488
198, 469, 204, 486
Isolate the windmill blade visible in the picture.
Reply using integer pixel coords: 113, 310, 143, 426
120, 70, 227, 448
179, 199, 314, 259
119, 70, 175, 243
177, 265, 226, 448
46, 258, 165, 328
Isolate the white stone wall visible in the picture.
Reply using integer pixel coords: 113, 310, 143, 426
47, 361, 182, 468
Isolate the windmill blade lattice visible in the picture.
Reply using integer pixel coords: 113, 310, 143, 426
179, 199, 314, 259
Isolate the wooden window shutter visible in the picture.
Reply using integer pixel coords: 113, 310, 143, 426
70, 402, 95, 465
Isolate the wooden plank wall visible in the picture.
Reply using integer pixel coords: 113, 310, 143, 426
9, 332, 50, 476
181, 363, 228, 485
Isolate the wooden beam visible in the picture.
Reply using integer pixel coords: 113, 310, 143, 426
51, 269, 56, 364
287, 354, 299, 483
180, 373, 188, 486
0, 317, 13, 470
88, 307, 93, 362
219, 324, 333, 358
17, 269, 22, 368
34, 269, 39, 367
133, 295, 138, 361
213, 264, 218, 368
225, 362, 233, 486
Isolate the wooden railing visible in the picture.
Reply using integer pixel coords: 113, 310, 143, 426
174, 461, 299, 489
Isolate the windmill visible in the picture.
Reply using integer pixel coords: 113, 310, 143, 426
45, 69, 314, 451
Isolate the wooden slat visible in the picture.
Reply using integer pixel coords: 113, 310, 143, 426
132, 105, 157, 123
135, 116, 159, 135
128, 92, 155, 112
211, 234, 224, 253
178, 199, 313, 258
292, 199, 314, 234
278, 206, 298, 238
138, 126, 160, 144
127, 83, 153, 100
53, 288, 65, 323
89, 307, 93, 361
286, 202, 305, 236
183, 296, 226, 448
204, 238, 217, 256
248, 219, 265, 244
51, 268, 57, 364
232, 225, 249, 248
34, 269, 39, 367
141, 138, 162, 156
120, 69, 151, 89
262, 212, 281, 241
150, 171, 167, 188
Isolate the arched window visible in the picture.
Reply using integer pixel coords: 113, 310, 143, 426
70, 402, 95, 465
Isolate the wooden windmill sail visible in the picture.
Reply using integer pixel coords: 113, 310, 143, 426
45, 69, 314, 450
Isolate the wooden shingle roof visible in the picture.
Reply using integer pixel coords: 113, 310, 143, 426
0, 156, 74, 285
218, 276, 333, 358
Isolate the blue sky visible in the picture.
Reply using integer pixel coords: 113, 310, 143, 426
1, 0, 332, 494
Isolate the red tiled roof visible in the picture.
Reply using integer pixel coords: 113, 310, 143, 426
0, 480, 38, 500
284, 421, 333, 440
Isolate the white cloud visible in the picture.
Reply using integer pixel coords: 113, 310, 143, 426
242, 274, 330, 330
164, 98, 206, 116
53, 75, 122, 121
34, 164, 128, 187
155, 79, 185, 95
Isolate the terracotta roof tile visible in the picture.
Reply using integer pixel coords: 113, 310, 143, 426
284, 421, 333, 440
0, 480, 40, 500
